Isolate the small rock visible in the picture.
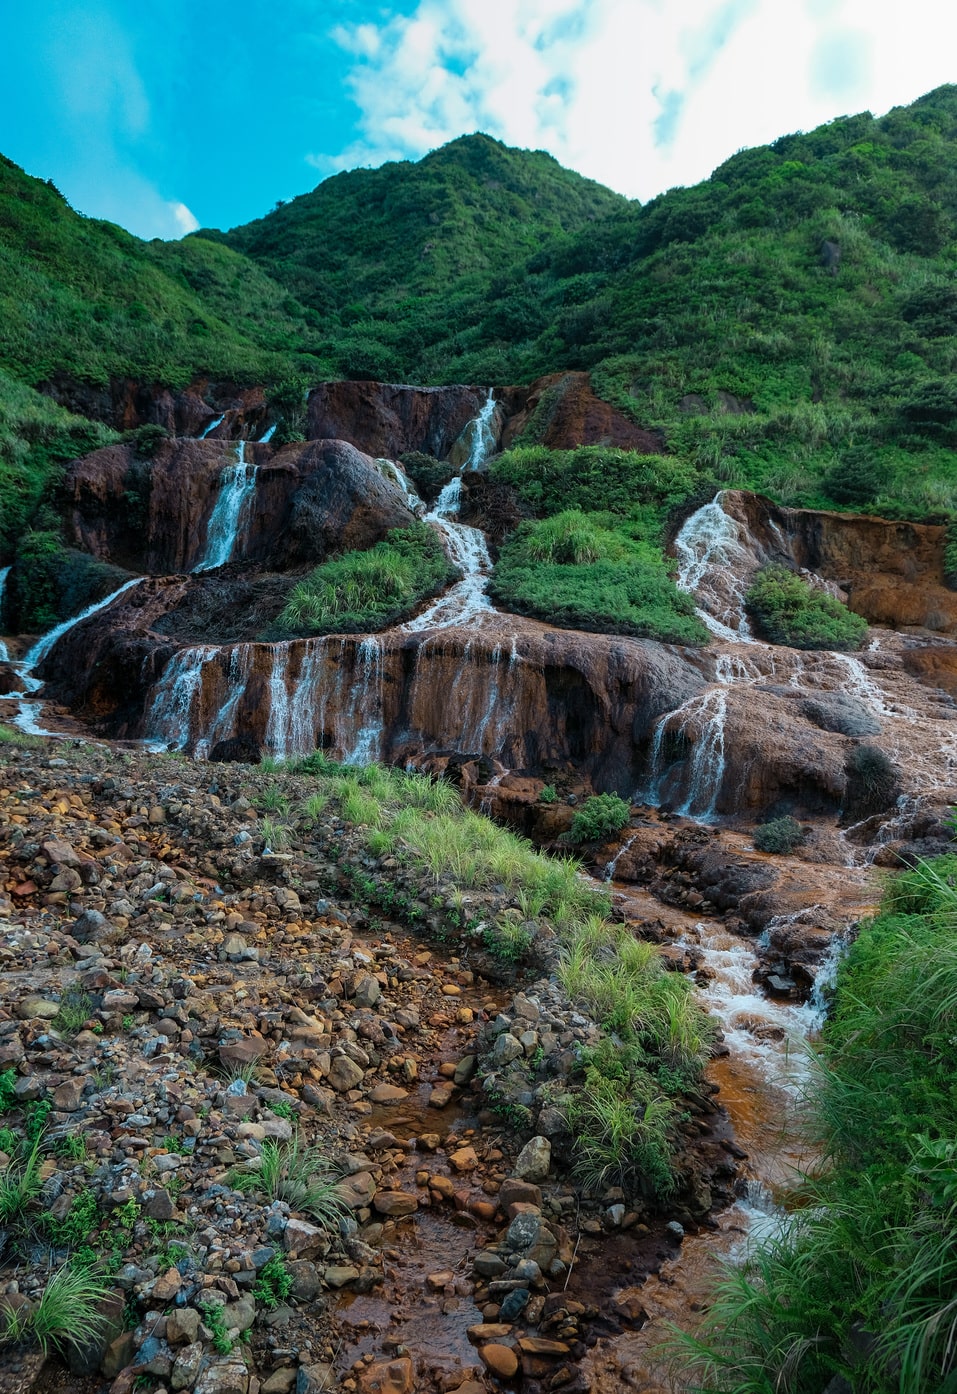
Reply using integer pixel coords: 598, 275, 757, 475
513, 1135, 551, 1182
480, 1344, 519, 1380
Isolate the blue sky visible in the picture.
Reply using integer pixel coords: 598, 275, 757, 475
3, 0, 956, 240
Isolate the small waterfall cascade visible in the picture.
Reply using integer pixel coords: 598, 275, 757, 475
404, 391, 497, 633
376, 459, 423, 515
201, 414, 225, 439
464, 390, 498, 470
193, 442, 258, 572
147, 646, 216, 751
23, 578, 143, 669
0, 566, 10, 662
259, 423, 276, 443
674, 492, 761, 641
0, 577, 142, 739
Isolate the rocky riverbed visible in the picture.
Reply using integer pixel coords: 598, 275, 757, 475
0, 737, 749, 1394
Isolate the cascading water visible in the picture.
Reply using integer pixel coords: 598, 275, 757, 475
0, 578, 142, 738
674, 492, 761, 641
23, 579, 143, 669
193, 442, 258, 572
200, 414, 225, 438
259, 424, 276, 443
147, 646, 215, 750
404, 391, 497, 633
0, 566, 10, 662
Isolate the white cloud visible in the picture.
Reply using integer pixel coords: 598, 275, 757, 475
169, 201, 200, 236
310, 0, 957, 199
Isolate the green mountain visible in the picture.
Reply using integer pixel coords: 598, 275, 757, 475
4, 89, 957, 575
204, 132, 627, 381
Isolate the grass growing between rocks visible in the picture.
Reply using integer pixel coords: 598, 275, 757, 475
1, 1263, 112, 1356
230, 1133, 345, 1227
276, 753, 712, 1201
677, 855, 957, 1393
278, 522, 458, 635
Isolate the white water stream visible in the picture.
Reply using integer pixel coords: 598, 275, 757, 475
0, 567, 10, 663
193, 441, 258, 572
0, 578, 143, 738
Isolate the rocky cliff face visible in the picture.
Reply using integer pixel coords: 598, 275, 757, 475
65, 438, 416, 575
306, 382, 494, 459
719, 490, 957, 635
41, 373, 268, 438
501, 372, 665, 452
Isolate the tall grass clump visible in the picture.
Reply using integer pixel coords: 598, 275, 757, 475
230, 1133, 345, 1228
676, 855, 957, 1392
278, 523, 457, 634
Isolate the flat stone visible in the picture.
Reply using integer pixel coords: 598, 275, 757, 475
323, 1264, 360, 1288
261, 1370, 297, 1394
336, 1170, 377, 1209
373, 1189, 418, 1217
368, 1083, 408, 1104
17, 996, 60, 1021
518, 1336, 571, 1356
467, 1323, 513, 1342
449, 1145, 479, 1173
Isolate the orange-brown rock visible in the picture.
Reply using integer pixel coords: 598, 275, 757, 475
306, 381, 492, 459
501, 371, 664, 452
65, 437, 416, 575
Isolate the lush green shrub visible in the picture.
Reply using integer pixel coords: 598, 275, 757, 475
399, 451, 454, 503
278, 522, 457, 634
489, 446, 696, 522
745, 565, 867, 650
753, 816, 805, 853
822, 452, 889, 508
568, 793, 631, 844
491, 514, 709, 645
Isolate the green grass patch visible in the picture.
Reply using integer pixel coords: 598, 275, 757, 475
745, 564, 867, 649
278, 522, 458, 635
491, 511, 709, 644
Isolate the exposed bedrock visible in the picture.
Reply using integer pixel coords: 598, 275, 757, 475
40, 373, 267, 438
500, 371, 666, 452
715, 490, 957, 635
37, 605, 708, 793
305, 381, 496, 459
64, 437, 416, 575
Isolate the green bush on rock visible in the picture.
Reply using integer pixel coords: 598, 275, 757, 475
568, 793, 631, 844
278, 522, 457, 635
745, 564, 867, 650
753, 816, 805, 853
490, 512, 709, 644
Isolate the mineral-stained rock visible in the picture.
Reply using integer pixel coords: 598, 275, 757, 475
355, 1355, 415, 1394
513, 1135, 551, 1182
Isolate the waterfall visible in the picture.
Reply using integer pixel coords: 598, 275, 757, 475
403, 391, 497, 633
201, 414, 225, 438
345, 637, 385, 766
465, 390, 498, 470
23, 578, 142, 670
0, 566, 10, 662
259, 424, 276, 443
264, 645, 292, 755
147, 646, 215, 750
676, 687, 729, 819
674, 492, 759, 640
193, 442, 258, 572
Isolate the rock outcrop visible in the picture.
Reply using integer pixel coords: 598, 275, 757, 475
306, 382, 494, 460
65, 438, 417, 575
500, 372, 665, 452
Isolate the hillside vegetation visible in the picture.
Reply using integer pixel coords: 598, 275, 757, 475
4, 88, 957, 607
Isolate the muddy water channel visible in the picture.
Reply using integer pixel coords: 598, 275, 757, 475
582, 869, 875, 1394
